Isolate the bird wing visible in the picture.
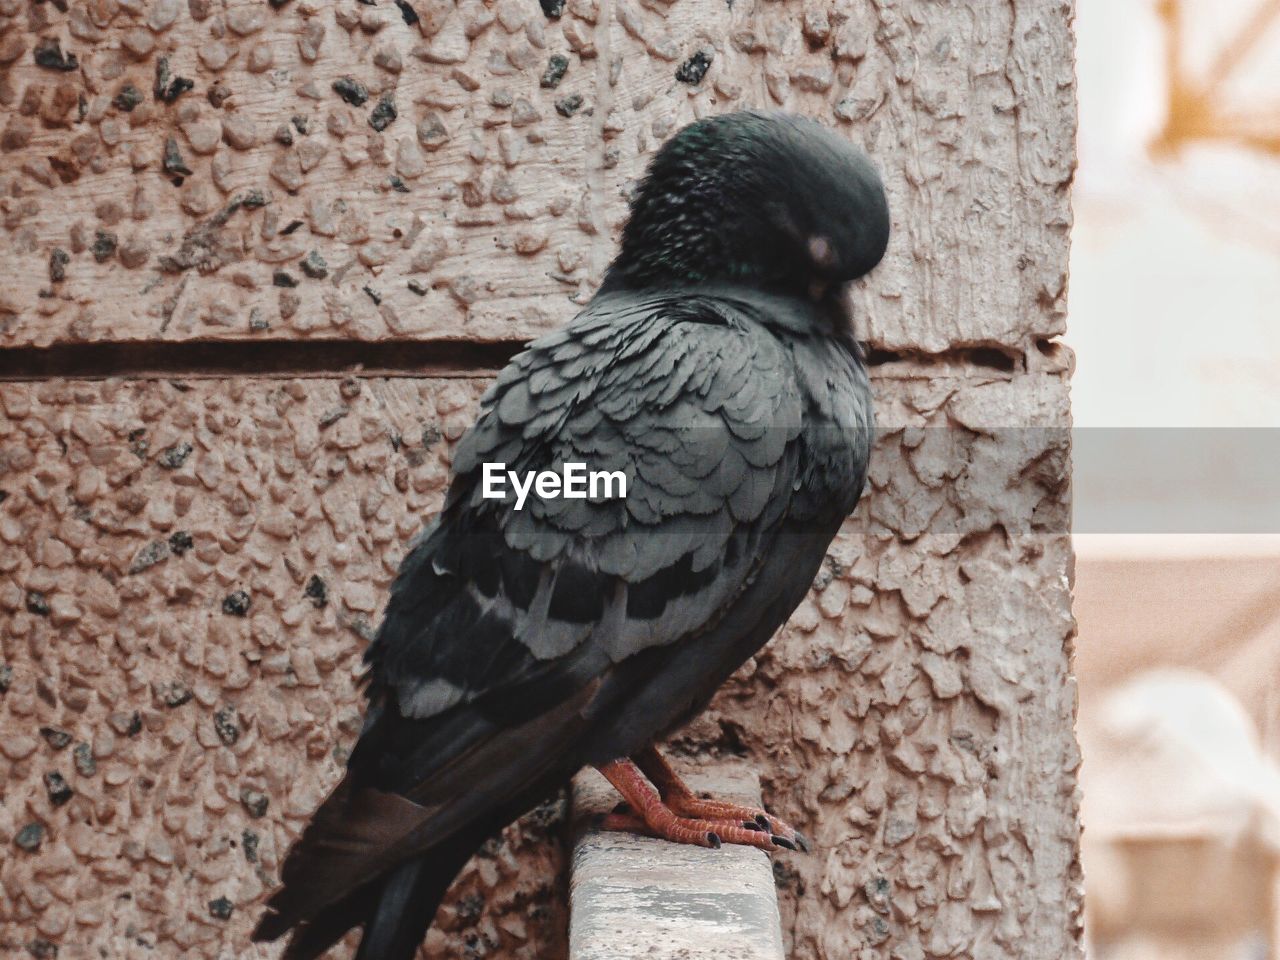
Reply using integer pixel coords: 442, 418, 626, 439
256, 290, 811, 939
370, 291, 806, 730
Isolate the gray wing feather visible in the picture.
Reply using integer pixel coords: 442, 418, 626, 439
370, 290, 808, 719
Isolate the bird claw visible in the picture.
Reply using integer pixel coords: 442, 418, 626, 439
665, 797, 810, 853
600, 811, 781, 851
595, 753, 811, 854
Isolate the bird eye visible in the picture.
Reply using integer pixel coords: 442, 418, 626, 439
808, 235, 837, 269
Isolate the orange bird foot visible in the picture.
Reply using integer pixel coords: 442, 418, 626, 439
594, 746, 809, 852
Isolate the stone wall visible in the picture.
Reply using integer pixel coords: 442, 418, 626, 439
0, 0, 1080, 958
1, 377, 570, 959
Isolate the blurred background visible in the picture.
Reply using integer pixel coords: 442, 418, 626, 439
1070, 0, 1280, 957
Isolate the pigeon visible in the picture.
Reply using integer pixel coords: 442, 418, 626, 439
253, 110, 889, 960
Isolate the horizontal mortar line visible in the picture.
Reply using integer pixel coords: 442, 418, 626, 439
0, 337, 1029, 382
0, 338, 529, 382
864, 344, 1024, 373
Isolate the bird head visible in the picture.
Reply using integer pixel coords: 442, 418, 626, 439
604, 111, 890, 303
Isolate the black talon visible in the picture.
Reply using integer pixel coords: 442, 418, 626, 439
706, 832, 722, 849
742, 820, 764, 831
793, 830, 811, 852
771, 835, 796, 850
754, 814, 771, 830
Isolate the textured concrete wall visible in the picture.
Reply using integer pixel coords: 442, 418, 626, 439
0, 0, 1080, 958
0, 377, 570, 959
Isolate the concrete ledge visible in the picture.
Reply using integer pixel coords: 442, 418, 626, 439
568, 761, 786, 960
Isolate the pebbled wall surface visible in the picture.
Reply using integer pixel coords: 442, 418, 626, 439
0, 0, 1080, 959
0, 377, 574, 959
0, 0, 1072, 353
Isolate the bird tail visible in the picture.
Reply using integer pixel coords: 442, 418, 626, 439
353, 857, 450, 960
273, 842, 475, 960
